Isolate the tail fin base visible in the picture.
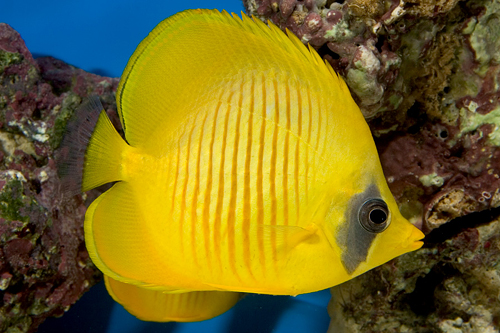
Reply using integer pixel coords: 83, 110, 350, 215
57, 96, 128, 195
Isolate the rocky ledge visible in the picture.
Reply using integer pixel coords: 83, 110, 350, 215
0, 23, 119, 333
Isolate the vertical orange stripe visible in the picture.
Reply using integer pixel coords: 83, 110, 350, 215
321, 97, 328, 157
203, 94, 223, 271
243, 77, 254, 277
227, 82, 243, 277
305, 89, 312, 204
256, 75, 266, 269
173, 126, 186, 252
270, 78, 279, 263
313, 94, 322, 186
283, 81, 290, 226
180, 121, 196, 255
190, 111, 209, 268
315, 93, 322, 152
295, 86, 302, 224
214, 91, 233, 269
171, 135, 182, 212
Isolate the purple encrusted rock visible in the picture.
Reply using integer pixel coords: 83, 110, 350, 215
0, 23, 120, 332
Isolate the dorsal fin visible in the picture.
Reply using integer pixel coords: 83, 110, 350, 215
115, 9, 347, 149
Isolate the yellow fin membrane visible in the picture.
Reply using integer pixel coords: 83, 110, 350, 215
84, 181, 199, 289
104, 275, 241, 322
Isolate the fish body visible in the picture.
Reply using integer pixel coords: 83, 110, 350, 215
61, 9, 424, 321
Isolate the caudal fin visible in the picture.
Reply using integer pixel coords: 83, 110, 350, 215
57, 96, 128, 195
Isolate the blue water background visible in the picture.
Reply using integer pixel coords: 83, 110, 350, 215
2, 1, 332, 332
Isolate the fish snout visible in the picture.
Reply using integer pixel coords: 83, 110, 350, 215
404, 226, 425, 251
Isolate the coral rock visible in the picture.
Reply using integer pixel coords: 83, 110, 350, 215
328, 218, 500, 332
0, 23, 119, 332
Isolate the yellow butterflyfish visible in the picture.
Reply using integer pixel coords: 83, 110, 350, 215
60, 9, 424, 322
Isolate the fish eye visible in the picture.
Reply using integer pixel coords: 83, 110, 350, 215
358, 198, 390, 233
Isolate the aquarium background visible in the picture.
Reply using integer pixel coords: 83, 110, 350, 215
1, 1, 331, 332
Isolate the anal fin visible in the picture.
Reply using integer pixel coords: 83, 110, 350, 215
104, 275, 241, 322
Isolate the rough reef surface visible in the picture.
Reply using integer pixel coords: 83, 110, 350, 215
0, 23, 119, 332
328, 216, 500, 332
244, 0, 500, 331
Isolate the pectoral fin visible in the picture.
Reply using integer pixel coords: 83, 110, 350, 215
258, 223, 320, 253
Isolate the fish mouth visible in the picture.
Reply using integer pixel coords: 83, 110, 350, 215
406, 226, 425, 250
401, 227, 425, 251
410, 240, 424, 250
